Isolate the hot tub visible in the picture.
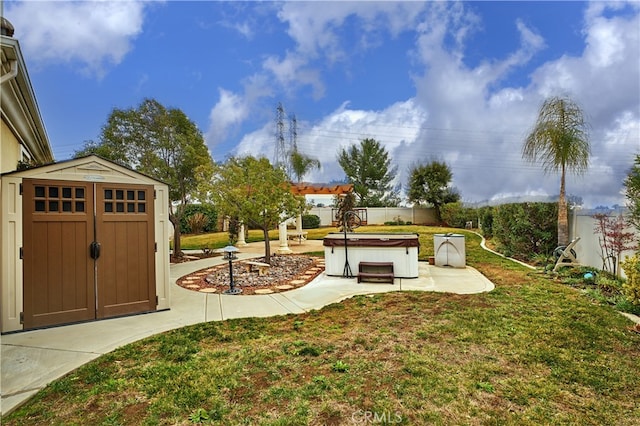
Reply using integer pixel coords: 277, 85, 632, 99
323, 233, 420, 278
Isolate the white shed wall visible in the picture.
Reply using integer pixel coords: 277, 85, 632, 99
1, 176, 23, 332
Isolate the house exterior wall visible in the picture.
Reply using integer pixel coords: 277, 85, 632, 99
1, 120, 21, 173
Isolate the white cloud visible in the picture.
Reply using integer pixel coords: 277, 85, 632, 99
262, 52, 325, 99
216, 2, 639, 208
278, 1, 426, 59
207, 89, 250, 150
402, 1, 640, 207
209, 1, 429, 154
260, 2, 429, 99
206, 72, 275, 154
6, 0, 149, 78
232, 21, 254, 39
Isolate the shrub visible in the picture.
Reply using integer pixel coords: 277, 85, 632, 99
620, 254, 640, 305
597, 275, 622, 294
186, 212, 208, 234
302, 214, 321, 229
492, 202, 557, 261
440, 202, 476, 228
180, 204, 218, 234
384, 216, 407, 226
478, 206, 494, 238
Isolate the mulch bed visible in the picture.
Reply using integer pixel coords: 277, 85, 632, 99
175, 254, 325, 295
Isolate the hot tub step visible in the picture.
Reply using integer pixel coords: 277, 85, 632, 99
357, 262, 394, 284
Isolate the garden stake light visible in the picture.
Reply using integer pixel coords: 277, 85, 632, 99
222, 245, 242, 294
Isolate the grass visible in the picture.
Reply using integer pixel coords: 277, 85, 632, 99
4, 226, 640, 425
180, 225, 448, 262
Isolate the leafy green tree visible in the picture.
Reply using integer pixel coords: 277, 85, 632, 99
74, 98, 214, 257
337, 138, 399, 207
211, 156, 305, 264
624, 154, 640, 234
522, 96, 591, 245
290, 149, 321, 183
407, 160, 460, 223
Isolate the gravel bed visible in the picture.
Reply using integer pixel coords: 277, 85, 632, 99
176, 254, 325, 295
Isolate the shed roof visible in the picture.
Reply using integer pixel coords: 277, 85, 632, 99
1, 154, 167, 186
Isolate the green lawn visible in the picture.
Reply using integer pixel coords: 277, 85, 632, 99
4, 227, 639, 425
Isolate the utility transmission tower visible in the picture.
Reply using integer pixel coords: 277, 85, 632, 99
274, 102, 288, 171
289, 113, 298, 152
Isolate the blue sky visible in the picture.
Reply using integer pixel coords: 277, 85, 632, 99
4, 1, 639, 208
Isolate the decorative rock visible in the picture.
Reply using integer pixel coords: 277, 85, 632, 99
254, 289, 274, 294
290, 279, 306, 285
199, 288, 218, 293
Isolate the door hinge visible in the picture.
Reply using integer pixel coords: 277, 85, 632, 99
20, 312, 24, 324
19, 247, 23, 259
156, 295, 159, 305
155, 242, 157, 252
19, 183, 23, 195
154, 190, 156, 199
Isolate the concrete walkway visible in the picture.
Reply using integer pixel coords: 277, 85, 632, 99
1, 240, 494, 416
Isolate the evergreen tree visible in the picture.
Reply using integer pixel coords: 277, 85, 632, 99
337, 138, 399, 207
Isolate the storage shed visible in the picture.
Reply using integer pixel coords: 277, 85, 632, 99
1, 155, 171, 333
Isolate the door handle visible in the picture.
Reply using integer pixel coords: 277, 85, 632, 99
90, 241, 101, 260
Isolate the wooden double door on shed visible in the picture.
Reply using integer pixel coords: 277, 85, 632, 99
22, 179, 156, 329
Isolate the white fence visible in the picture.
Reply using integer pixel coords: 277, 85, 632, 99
569, 210, 637, 279
308, 206, 438, 227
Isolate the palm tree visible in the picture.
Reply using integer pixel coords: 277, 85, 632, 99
290, 149, 321, 183
522, 96, 591, 246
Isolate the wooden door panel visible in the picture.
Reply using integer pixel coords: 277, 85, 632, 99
96, 184, 156, 318
22, 180, 156, 329
22, 180, 95, 329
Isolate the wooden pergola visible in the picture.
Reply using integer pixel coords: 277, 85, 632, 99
289, 182, 368, 227
289, 182, 353, 196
